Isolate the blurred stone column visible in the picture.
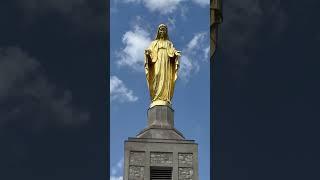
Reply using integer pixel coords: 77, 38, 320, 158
210, 0, 223, 60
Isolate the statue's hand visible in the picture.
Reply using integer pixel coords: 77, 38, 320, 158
175, 51, 181, 56
145, 49, 151, 56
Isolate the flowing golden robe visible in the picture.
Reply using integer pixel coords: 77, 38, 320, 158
144, 39, 179, 107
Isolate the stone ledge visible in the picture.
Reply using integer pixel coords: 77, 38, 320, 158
126, 137, 197, 145
136, 127, 185, 140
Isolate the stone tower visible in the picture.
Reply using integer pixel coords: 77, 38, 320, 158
123, 105, 199, 180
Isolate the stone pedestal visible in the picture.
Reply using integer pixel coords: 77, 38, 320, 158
124, 105, 199, 180
147, 105, 174, 128
136, 105, 184, 140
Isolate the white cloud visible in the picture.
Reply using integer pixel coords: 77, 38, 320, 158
192, 0, 209, 7
111, 168, 117, 176
179, 55, 199, 82
143, 0, 185, 14
110, 76, 138, 103
110, 176, 123, 180
179, 32, 208, 81
186, 32, 207, 51
111, 157, 124, 179
123, 0, 185, 14
203, 46, 210, 60
121, 0, 209, 14
167, 17, 176, 30
116, 25, 152, 71
117, 158, 124, 168
180, 5, 189, 20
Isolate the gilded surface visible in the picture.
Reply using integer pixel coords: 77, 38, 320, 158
144, 24, 181, 107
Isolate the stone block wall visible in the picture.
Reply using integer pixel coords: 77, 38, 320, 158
124, 138, 198, 180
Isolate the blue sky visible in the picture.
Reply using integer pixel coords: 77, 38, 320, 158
110, 0, 210, 179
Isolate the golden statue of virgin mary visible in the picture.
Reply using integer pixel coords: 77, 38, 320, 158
144, 24, 181, 108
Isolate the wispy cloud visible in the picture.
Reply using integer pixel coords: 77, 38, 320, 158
116, 157, 124, 170
180, 5, 189, 20
179, 55, 200, 82
123, 0, 185, 14
0, 47, 90, 129
110, 76, 138, 103
192, 0, 209, 7
116, 25, 152, 71
110, 176, 123, 180
186, 32, 207, 52
120, 0, 209, 15
167, 17, 176, 30
111, 157, 124, 180
179, 32, 209, 81
203, 46, 210, 60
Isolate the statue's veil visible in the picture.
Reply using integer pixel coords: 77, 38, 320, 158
155, 24, 170, 40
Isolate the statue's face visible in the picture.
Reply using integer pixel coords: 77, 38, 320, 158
158, 27, 167, 38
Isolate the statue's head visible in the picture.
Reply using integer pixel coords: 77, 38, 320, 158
155, 24, 169, 40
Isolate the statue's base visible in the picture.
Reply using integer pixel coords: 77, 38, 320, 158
149, 100, 172, 108
124, 138, 199, 180
136, 105, 184, 140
